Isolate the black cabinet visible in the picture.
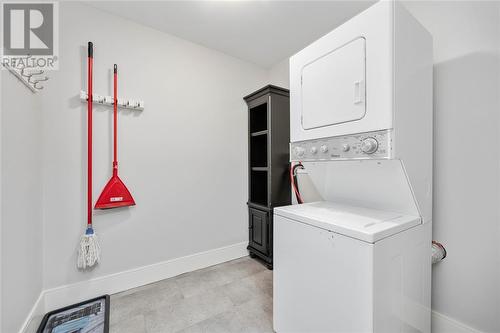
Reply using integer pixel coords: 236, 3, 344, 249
248, 208, 269, 255
244, 85, 290, 269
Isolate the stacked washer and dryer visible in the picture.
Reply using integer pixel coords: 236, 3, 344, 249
273, 2, 433, 333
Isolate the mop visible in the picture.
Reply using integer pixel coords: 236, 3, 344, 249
78, 42, 100, 269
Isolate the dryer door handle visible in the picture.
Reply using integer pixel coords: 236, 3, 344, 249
354, 80, 365, 105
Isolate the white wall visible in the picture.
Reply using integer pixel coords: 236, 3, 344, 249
40, 2, 268, 291
403, 2, 500, 332
268, 1, 500, 332
1, 73, 44, 332
268, 58, 289, 89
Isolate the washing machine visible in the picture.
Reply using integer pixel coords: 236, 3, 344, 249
274, 1, 433, 332
274, 177, 432, 333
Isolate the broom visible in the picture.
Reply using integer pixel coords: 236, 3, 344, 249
78, 42, 100, 269
94, 64, 136, 209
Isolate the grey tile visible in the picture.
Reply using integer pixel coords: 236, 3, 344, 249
238, 293, 272, 316
109, 257, 274, 333
145, 288, 234, 333
217, 279, 254, 306
184, 288, 234, 320
110, 282, 183, 325
110, 314, 146, 333
174, 259, 255, 298
241, 269, 273, 298
235, 297, 274, 333
175, 324, 204, 333
199, 264, 235, 285
204, 260, 264, 290
145, 301, 193, 333
223, 257, 267, 281
174, 270, 220, 298
177, 309, 246, 333
218, 269, 273, 307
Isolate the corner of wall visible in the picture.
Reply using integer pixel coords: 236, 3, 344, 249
267, 58, 290, 89
1, 72, 44, 333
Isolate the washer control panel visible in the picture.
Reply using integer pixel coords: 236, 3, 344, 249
290, 130, 392, 161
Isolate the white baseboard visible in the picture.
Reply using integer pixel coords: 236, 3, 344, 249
20, 241, 248, 333
432, 310, 484, 333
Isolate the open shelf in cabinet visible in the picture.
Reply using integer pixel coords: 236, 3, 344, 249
250, 134, 268, 168
249, 103, 268, 133
250, 170, 268, 206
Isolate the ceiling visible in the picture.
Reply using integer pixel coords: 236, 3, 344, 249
86, 1, 375, 68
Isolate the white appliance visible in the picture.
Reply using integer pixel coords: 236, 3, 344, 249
274, 1, 433, 333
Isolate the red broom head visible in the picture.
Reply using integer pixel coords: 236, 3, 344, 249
95, 174, 135, 209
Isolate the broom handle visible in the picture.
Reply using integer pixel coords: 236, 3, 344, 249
88, 42, 93, 227
113, 64, 118, 175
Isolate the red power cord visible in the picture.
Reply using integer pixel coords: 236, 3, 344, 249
290, 162, 304, 204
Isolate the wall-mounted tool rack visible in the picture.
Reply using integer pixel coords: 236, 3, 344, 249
80, 90, 144, 111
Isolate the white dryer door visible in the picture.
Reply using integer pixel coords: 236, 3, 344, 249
301, 37, 366, 129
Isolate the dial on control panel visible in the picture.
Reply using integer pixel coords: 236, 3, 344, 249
360, 137, 379, 154
294, 146, 305, 157
320, 145, 328, 153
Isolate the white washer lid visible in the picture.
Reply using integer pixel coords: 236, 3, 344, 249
274, 201, 421, 243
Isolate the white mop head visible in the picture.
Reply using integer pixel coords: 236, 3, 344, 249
77, 228, 101, 269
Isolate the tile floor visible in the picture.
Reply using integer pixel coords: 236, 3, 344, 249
110, 257, 274, 333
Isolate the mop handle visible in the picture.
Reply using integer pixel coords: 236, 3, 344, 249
113, 64, 118, 174
88, 42, 93, 227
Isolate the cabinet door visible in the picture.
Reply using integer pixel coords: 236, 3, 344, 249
249, 208, 269, 254
301, 37, 366, 129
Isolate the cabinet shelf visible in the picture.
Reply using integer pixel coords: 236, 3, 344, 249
247, 202, 271, 211
251, 167, 268, 171
251, 130, 268, 137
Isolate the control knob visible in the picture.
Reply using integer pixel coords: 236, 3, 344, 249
360, 138, 379, 154
320, 145, 328, 153
310, 147, 318, 154
294, 146, 305, 157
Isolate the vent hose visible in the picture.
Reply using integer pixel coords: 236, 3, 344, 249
432, 241, 447, 264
